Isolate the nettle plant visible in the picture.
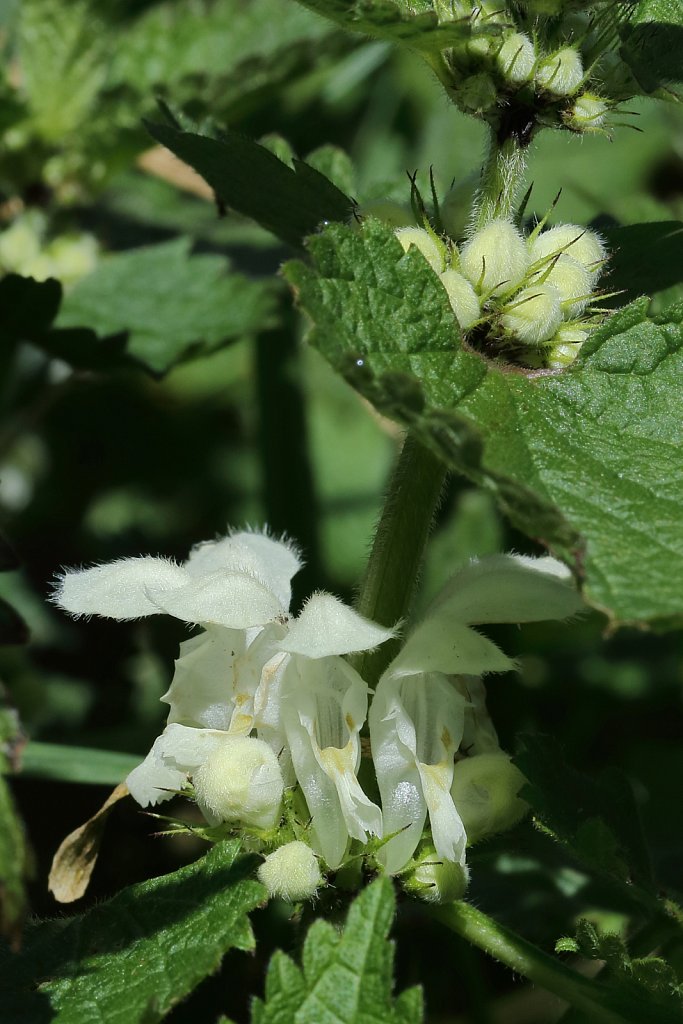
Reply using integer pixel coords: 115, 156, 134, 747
1, 0, 683, 1021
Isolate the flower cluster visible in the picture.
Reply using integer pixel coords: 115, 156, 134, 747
0, 209, 98, 286
393, 217, 607, 369
428, 0, 640, 136
54, 530, 583, 902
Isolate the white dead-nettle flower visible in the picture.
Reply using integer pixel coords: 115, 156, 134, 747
369, 554, 584, 876
53, 530, 393, 868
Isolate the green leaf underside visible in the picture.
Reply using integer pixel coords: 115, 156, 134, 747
293, 0, 498, 52
252, 879, 422, 1024
0, 841, 264, 1024
57, 238, 277, 374
285, 221, 683, 627
557, 919, 683, 1019
146, 122, 352, 249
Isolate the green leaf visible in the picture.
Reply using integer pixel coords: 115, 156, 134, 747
292, 0, 497, 54
18, 742, 140, 786
0, 598, 29, 645
0, 840, 265, 1023
513, 735, 668, 911
111, 0, 338, 96
604, 222, 683, 302
147, 122, 352, 249
285, 220, 683, 627
251, 878, 423, 1023
56, 238, 278, 374
620, 0, 683, 93
556, 919, 683, 1020
18, 0, 107, 141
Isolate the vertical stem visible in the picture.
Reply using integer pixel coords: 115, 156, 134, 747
354, 433, 447, 685
432, 902, 645, 1024
474, 130, 529, 228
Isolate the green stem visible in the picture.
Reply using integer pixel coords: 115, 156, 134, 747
432, 902, 645, 1024
354, 433, 447, 685
474, 130, 529, 228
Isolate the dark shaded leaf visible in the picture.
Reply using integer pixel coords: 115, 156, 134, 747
146, 122, 352, 248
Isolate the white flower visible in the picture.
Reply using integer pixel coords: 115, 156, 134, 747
369, 554, 583, 875
54, 530, 392, 866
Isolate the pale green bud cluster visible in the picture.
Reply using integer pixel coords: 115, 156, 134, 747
392, 217, 607, 368
430, 1, 628, 139
0, 210, 98, 287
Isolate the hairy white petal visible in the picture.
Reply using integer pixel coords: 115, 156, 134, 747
369, 674, 426, 873
150, 569, 283, 627
163, 626, 246, 731
54, 557, 189, 620
417, 763, 467, 867
390, 619, 514, 678
428, 553, 583, 625
126, 723, 224, 807
282, 656, 380, 867
280, 592, 394, 658
185, 530, 302, 608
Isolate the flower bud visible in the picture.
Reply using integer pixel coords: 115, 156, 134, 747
192, 735, 284, 829
547, 324, 589, 369
454, 73, 498, 114
535, 47, 584, 96
440, 269, 481, 329
355, 199, 415, 228
257, 841, 322, 901
451, 752, 527, 845
501, 284, 563, 345
496, 32, 536, 85
394, 226, 445, 274
460, 219, 529, 297
565, 93, 608, 132
530, 225, 606, 283
401, 844, 470, 904
537, 252, 592, 316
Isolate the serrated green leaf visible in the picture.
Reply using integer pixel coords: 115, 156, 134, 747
0, 840, 264, 1023
285, 220, 683, 627
18, 0, 107, 141
513, 735, 660, 904
56, 238, 277, 374
111, 0, 336, 94
251, 879, 423, 1024
147, 122, 352, 249
604, 222, 683, 302
293, 0, 496, 54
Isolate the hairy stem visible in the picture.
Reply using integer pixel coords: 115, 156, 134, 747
474, 131, 529, 228
433, 902, 651, 1024
354, 433, 446, 685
